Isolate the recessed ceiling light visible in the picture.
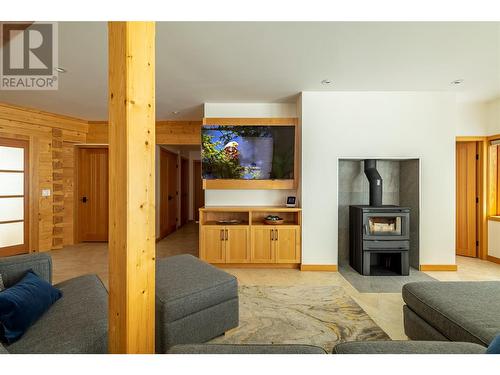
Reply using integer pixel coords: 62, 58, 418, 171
451, 79, 464, 85
321, 79, 332, 85
55, 67, 67, 73
171, 111, 180, 115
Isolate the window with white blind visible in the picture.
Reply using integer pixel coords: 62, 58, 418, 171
0, 138, 29, 256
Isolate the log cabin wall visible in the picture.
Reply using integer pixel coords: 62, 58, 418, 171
0, 102, 88, 252
87, 120, 202, 145
0, 102, 201, 253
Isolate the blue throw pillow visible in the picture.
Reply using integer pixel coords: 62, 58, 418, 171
486, 334, 500, 354
0, 270, 62, 344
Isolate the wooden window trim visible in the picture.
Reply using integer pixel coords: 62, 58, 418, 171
0, 136, 29, 256
488, 135, 500, 218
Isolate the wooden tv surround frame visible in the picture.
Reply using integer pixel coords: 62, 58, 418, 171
201, 117, 299, 190
199, 207, 302, 268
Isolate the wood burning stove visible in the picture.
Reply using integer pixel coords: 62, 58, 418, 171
349, 205, 410, 275
349, 160, 410, 276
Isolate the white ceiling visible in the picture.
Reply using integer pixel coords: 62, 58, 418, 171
0, 22, 499, 120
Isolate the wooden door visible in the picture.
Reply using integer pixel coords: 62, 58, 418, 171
275, 227, 300, 263
251, 227, 275, 263
201, 226, 225, 263
0, 137, 29, 256
180, 157, 189, 226
160, 148, 178, 238
225, 227, 249, 263
193, 160, 204, 221
78, 147, 109, 242
456, 142, 477, 257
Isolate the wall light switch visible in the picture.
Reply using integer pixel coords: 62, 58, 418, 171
41, 189, 51, 197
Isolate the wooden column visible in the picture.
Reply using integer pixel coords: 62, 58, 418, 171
108, 21, 156, 354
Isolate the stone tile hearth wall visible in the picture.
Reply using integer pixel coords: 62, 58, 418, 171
337, 159, 419, 266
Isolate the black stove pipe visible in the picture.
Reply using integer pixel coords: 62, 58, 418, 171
364, 159, 383, 206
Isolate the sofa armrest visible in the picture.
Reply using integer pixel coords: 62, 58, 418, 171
0, 253, 52, 287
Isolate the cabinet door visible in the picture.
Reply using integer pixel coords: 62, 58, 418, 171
225, 227, 250, 263
275, 227, 300, 263
251, 227, 275, 263
201, 227, 225, 263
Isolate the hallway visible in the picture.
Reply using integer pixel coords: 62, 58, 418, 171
156, 222, 199, 259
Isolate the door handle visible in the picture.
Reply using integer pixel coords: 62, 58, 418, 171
81, 196, 88, 203
270, 229, 274, 241
225, 229, 228, 241
220, 229, 224, 241
275, 229, 278, 241
168, 195, 173, 201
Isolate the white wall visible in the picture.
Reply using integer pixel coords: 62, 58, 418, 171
301, 92, 457, 266
486, 97, 500, 135
456, 100, 487, 136
203, 102, 298, 207
488, 221, 500, 259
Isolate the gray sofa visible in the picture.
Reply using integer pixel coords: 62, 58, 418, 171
1, 253, 238, 354
168, 344, 327, 354
0, 253, 108, 354
168, 341, 487, 354
403, 281, 500, 346
333, 340, 487, 354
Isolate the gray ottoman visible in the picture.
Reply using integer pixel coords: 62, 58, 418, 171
155, 255, 239, 353
403, 281, 500, 346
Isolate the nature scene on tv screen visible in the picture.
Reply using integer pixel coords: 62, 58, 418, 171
201, 125, 295, 180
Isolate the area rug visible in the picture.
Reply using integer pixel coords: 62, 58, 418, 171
210, 285, 389, 352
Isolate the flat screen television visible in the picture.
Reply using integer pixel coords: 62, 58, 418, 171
201, 125, 295, 180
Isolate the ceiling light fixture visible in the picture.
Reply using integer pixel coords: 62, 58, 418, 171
451, 79, 464, 85
171, 111, 180, 115
55, 67, 67, 73
321, 79, 332, 85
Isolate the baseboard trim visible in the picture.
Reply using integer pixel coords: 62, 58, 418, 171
487, 255, 500, 265
419, 264, 458, 271
213, 263, 300, 269
300, 264, 338, 272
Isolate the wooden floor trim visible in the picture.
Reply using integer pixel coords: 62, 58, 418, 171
300, 264, 338, 272
419, 264, 458, 271
487, 255, 500, 265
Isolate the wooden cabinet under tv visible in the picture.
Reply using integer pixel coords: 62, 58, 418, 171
199, 207, 301, 267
